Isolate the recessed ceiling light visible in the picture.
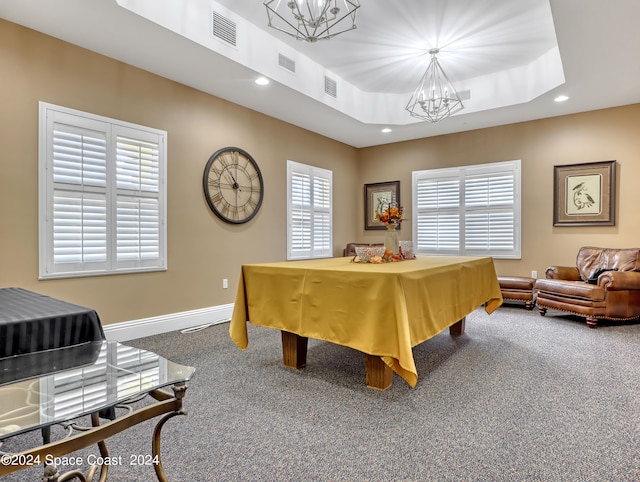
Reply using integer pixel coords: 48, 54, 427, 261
255, 76, 270, 86
554, 95, 569, 102
381, 128, 392, 133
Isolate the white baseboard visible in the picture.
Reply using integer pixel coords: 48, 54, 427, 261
103, 303, 234, 341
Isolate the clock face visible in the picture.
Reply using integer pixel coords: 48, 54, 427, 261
203, 147, 264, 224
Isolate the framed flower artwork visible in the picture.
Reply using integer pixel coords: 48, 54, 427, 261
364, 181, 400, 230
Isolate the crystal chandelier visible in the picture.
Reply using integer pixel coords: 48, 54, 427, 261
405, 49, 464, 123
263, 0, 360, 43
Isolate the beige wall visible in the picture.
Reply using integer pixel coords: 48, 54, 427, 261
0, 20, 359, 325
2, 19, 640, 328
358, 105, 640, 277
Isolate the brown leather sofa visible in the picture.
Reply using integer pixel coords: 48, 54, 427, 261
343, 243, 384, 257
535, 246, 640, 328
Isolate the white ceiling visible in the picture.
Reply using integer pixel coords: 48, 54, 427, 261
1, 0, 639, 148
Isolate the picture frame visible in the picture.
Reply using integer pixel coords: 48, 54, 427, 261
553, 160, 616, 226
364, 181, 400, 230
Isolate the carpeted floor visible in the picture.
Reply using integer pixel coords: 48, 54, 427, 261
2, 305, 639, 481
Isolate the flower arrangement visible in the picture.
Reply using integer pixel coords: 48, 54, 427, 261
375, 203, 405, 225
353, 248, 402, 264
355, 248, 409, 263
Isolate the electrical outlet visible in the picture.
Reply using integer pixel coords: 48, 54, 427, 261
531, 270, 538, 279
222, 278, 228, 289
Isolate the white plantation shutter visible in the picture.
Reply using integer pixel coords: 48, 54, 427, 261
312, 176, 331, 253
412, 160, 521, 259
464, 169, 515, 252
39, 103, 167, 278
287, 161, 333, 260
116, 197, 160, 263
52, 125, 107, 187
415, 177, 460, 252
290, 172, 312, 252
46, 113, 109, 273
52, 192, 108, 265
116, 135, 160, 192
114, 131, 162, 268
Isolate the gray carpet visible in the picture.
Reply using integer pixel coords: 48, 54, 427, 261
2, 305, 639, 481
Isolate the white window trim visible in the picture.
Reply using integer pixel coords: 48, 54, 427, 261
286, 160, 333, 260
38, 102, 168, 279
412, 160, 521, 259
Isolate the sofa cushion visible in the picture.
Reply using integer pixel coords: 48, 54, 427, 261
576, 247, 640, 281
535, 279, 607, 301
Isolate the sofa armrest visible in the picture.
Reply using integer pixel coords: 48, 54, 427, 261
545, 266, 581, 280
598, 270, 640, 291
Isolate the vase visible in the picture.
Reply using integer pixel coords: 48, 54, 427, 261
384, 223, 400, 254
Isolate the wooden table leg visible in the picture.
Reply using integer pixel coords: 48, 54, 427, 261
365, 354, 392, 390
281, 331, 308, 369
449, 317, 466, 336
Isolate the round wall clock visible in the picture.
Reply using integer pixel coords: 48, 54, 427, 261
202, 147, 264, 224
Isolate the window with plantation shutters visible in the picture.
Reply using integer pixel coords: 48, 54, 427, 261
412, 160, 521, 259
39, 103, 167, 279
287, 161, 333, 260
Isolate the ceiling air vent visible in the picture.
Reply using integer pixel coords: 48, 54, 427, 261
278, 54, 296, 73
458, 89, 471, 101
212, 11, 237, 47
324, 76, 337, 98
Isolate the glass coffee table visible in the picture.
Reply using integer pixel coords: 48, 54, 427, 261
0, 340, 195, 481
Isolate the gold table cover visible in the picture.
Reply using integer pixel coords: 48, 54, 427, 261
230, 256, 502, 387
